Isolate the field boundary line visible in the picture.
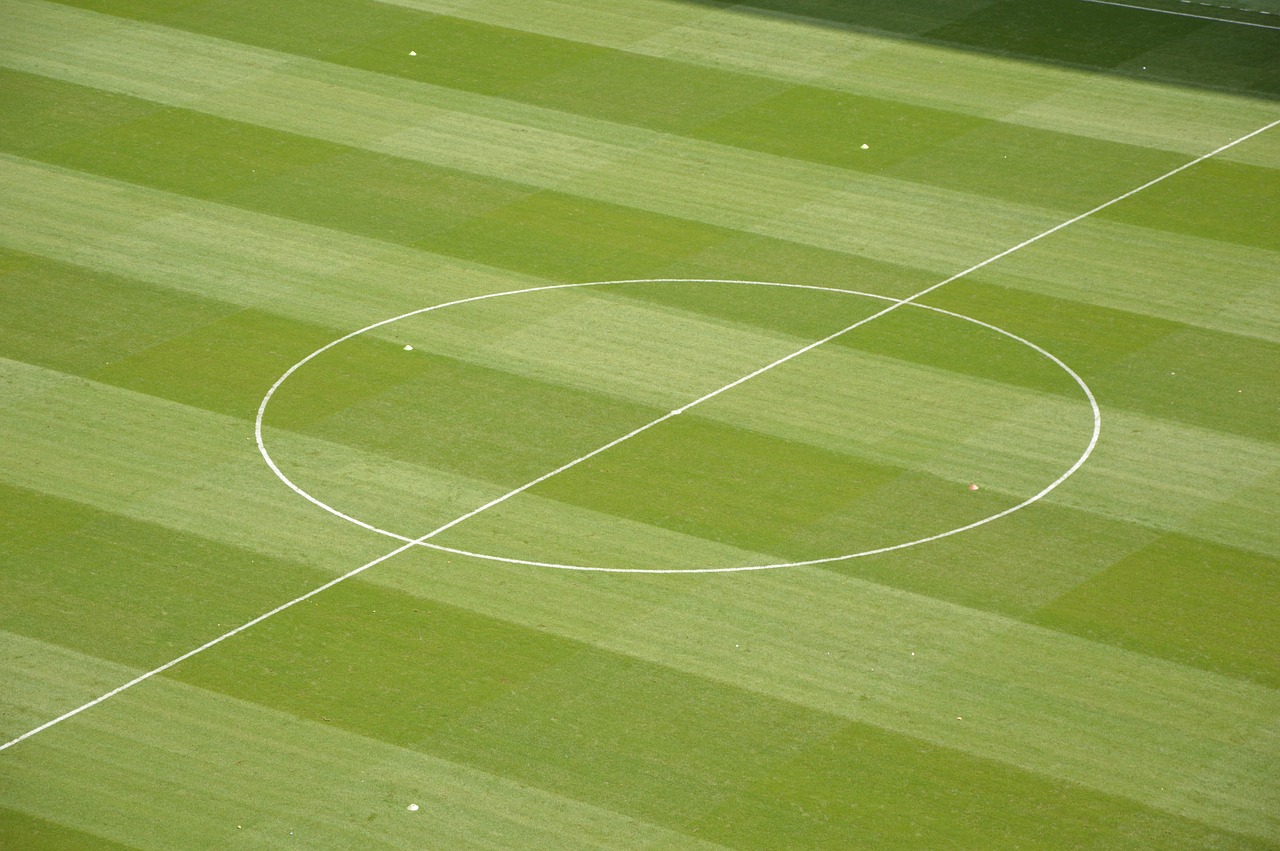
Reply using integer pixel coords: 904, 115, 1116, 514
1080, 0, 1280, 29
3, 117, 1276, 754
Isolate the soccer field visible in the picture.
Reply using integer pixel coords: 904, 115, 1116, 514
1, 0, 1278, 847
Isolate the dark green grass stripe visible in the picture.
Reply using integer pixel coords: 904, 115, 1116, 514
829, 495, 1280, 689
1030, 533, 1280, 690
1099, 157, 1280, 252
685, 721, 1274, 850
39, 1, 1269, 216
0, 70, 536, 249
690, 89, 1198, 212
0, 247, 245, 377
680, 0, 999, 37
924, 280, 1280, 443
0, 482, 353, 670
0, 807, 139, 851
515, 414, 998, 560
922, 0, 1280, 95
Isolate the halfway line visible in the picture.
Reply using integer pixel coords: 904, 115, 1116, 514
3, 116, 1276, 753
1080, 0, 1280, 30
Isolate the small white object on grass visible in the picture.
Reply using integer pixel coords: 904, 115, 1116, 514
968, 483, 979, 491
409, 50, 417, 56
860, 143, 869, 150
404, 344, 413, 351
407, 804, 419, 812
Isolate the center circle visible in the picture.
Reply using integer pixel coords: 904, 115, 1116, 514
256, 279, 1100, 573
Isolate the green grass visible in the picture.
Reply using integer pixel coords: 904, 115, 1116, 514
1, 0, 1278, 848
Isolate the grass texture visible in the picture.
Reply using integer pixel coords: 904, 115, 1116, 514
1, 0, 1278, 847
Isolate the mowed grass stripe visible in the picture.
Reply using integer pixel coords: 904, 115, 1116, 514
5, 332, 1273, 632
0, 68, 1274, 383
10, 1, 1275, 271
0, 168, 1274, 585
3, 637, 1259, 851
370, 552, 1280, 840
0, 159, 552, 333
5, 547, 1274, 844
0, 357, 397, 571
2, 203, 1273, 468
924, 0, 1280, 91
377, 0, 1280, 165
38, 0, 1275, 192
1, 138, 1266, 456
6, 327, 1275, 680
1, 2, 1274, 847
5, 236, 1272, 571
0, 35, 1053, 287
3, 356, 1277, 838
0, 68, 931, 290
1, 337, 1274, 692
35, 0, 1280, 227
1, 636, 731, 851
0, 356, 783, 579
0, 272, 1076, 574
0, 348, 1269, 721
7, 17, 1271, 338
2, 159, 1269, 568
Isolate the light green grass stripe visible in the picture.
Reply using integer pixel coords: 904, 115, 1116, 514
378, 0, 1280, 167
0, 632, 729, 851
0, 0, 1084, 276
1180, 466, 1280, 557
987, 219, 1280, 344
968, 401, 1278, 556
380, 555, 1280, 840
1005, 77, 1280, 169
0, 357, 388, 571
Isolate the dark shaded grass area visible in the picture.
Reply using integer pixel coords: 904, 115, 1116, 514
0, 808, 138, 851
689, 0, 1280, 97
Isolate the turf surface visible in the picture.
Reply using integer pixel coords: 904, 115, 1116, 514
1, 0, 1278, 847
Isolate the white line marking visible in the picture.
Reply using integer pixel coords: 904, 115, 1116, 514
3, 116, 1276, 753
1080, 0, 1280, 29
256, 280, 1101, 571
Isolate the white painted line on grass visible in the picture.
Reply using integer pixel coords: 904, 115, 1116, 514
3, 116, 1276, 753
1080, 0, 1280, 30
256, 280, 1102, 571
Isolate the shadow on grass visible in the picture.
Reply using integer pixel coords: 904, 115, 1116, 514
680, 0, 1280, 100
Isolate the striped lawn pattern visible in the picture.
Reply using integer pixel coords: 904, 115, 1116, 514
1, 0, 1278, 847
